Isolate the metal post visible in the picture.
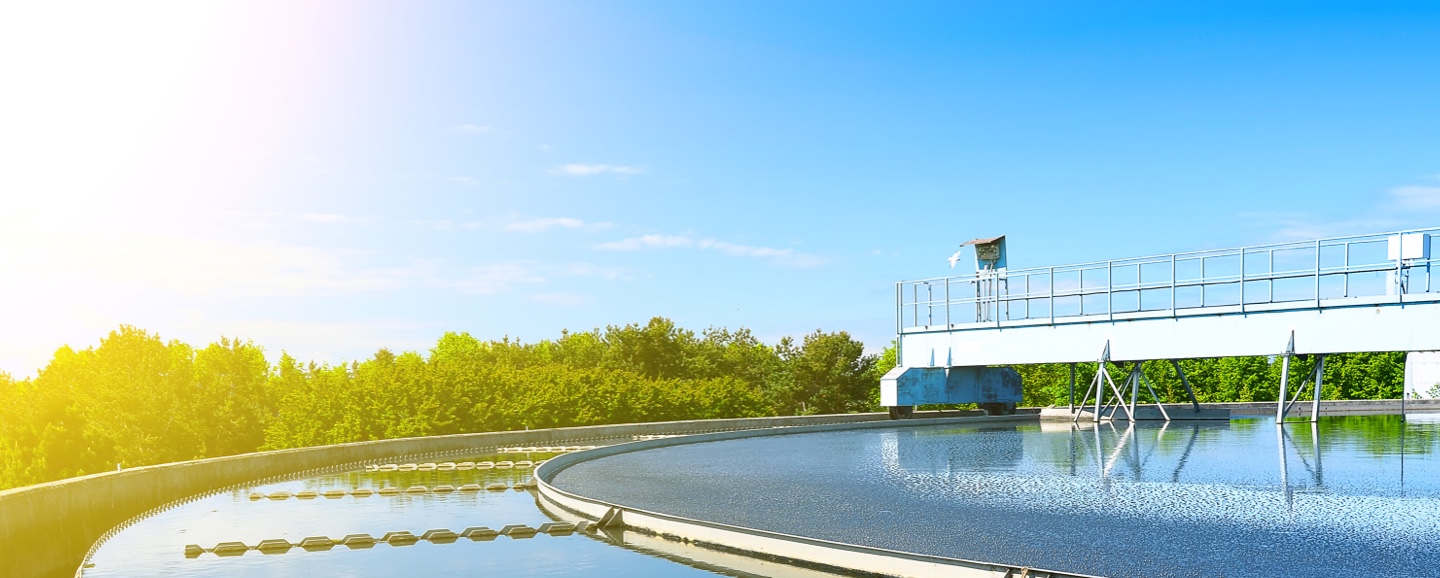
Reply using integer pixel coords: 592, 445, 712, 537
1277, 332, 1294, 423
1269, 249, 1275, 303
1397, 244, 1406, 304
1107, 260, 1114, 321
1170, 254, 1177, 316
1200, 256, 1206, 307
945, 278, 951, 328
911, 283, 918, 328
1315, 239, 1322, 308
1240, 248, 1246, 312
1049, 266, 1055, 324
1310, 354, 1326, 422
1068, 362, 1076, 411
1094, 362, 1105, 423
1129, 362, 1140, 420
926, 283, 933, 327
895, 283, 903, 365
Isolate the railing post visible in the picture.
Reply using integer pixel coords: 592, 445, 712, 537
1240, 248, 1246, 313
945, 278, 951, 327
1108, 260, 1114, 321
1315, 239, 1322, 308
1170, 254, 1177, 316
895, 282, 904, 367
1343, 242, 1350, 297
1269, 248, 1275, 303
1049, 266, 1055, 324
912, 283, 918, 327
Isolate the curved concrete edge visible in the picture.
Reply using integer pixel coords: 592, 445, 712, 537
537, 497, 857, 578
536, 415, 1102, 578
0, 411, 932, 578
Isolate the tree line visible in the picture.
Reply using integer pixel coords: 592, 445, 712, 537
0, 318, 1409, 490
0, 318, 878, 490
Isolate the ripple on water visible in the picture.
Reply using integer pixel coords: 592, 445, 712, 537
552, 415, 1440, 578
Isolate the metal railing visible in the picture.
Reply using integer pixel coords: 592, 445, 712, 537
898, 227, 1440, 332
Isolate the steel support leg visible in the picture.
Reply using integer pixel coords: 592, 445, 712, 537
1068, 363, 1076, 412
1139, 368, 1171, 421
1170, 359, 1202, 413
1309, 354, 1326, 422
1094, 367, 1105, 423
1129, 362, 1141, 420
1277, 332, 1295, 423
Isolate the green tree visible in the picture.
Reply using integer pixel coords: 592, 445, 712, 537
779, 330, 876, 414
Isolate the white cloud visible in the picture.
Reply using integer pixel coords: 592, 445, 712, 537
596, 234, 695, 251
451, 123, 494, 134
697, 239, 793, 258
506, 217, 587, 233
449, 176, 481, 186
448, 264, 547, 295
1390, 185, 1440, 210
595, 233, 825, 267
550, 163, 644, 176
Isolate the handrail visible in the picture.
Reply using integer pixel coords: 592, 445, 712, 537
898, 228, 1440, 331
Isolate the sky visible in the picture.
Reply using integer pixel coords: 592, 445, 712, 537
3, 1, 1440, 378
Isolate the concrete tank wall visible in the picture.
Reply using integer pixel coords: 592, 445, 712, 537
0, 412, 894, 578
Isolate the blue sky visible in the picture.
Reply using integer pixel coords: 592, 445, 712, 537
3, 1, 1440, 376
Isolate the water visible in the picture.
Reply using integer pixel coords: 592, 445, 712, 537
552, 415, 1440, 578
84, 416, 1440, 578
82, 449, 737, 578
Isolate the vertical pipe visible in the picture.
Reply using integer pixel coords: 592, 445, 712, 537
1094, 362, 1104, 424
1110, 261, 1118, 320
1201, 256, 1206, 307
895, 282, 903, 367
1068, 362, 1076, 411
1310, 354, 1326, 422
1130, 362, 1140, 420
1277, 353, 1292, 422
1049, 266, 1055, 324
926, 283, 933, 327
944, 278, 950, 328
912, 283, 918, 327
1170, 254, 1177, 316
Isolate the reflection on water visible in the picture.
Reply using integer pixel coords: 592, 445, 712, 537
84, 416, 1440, 578
555, 415, 1440, 578
82, 450, 737, 578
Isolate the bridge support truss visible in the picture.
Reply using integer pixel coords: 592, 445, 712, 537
1070, 341, 1205, 423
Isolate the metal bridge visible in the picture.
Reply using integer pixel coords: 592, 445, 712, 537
887, 228, 1440, 421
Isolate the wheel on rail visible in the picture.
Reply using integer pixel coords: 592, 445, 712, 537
887, 406, 914, 420
979, 402, 1017, 416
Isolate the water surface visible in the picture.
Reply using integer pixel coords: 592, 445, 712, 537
553, 415, 1440, 578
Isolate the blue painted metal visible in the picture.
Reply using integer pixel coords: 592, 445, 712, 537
880, 366, 1021, 407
